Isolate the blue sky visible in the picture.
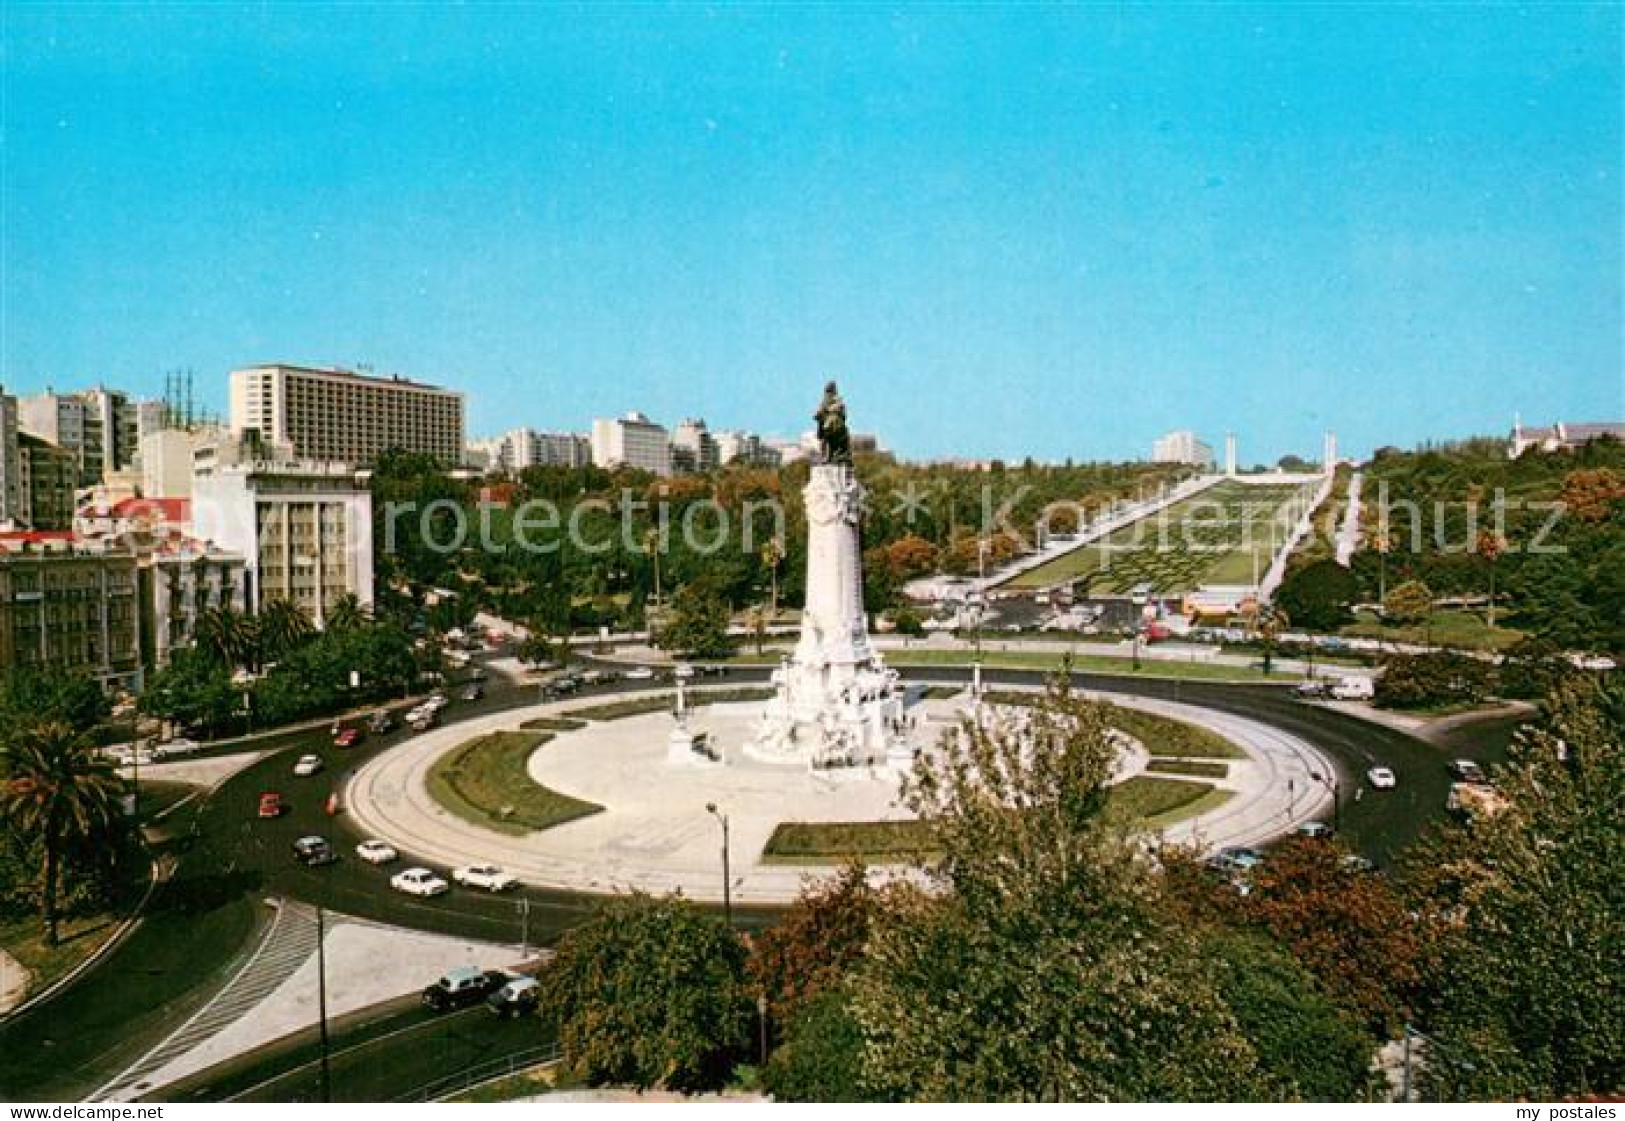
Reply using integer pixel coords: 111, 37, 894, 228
2, 4, 1620, 463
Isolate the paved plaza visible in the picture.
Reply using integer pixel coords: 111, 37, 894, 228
344, 685, 1334, 904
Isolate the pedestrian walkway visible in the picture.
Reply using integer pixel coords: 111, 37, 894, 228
92, 899, 520, 1102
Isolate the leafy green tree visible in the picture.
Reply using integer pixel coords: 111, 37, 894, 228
537, 893, 752, 1092
1374, 651, 1493, 710
762, 985, 881, 1102
1406, 676, 1625, 1100
656, 582, 736, 658
0, 669, 110, 730
1275, 559, 1360, 632
0, 721, 125, 945
140, 649, 242, 736
1384, 579, 1434, 627
748, 862, 878, 1026
324, 593, 370, 632
848, 679, 1269, 1100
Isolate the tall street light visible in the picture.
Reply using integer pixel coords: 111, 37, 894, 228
705, 802, 732, 928
317, 904, 332, 1102
1308, 769, 1342, 832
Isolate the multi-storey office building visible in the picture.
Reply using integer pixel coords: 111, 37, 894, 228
0, 390, 20, 526
17, 388, 158, 486
191, 458, 373, 626
229, 363, 464, 467
590, 412, 670, 476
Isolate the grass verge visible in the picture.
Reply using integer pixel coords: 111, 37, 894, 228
980, 690, 1245, 759
426, 731, 602, 836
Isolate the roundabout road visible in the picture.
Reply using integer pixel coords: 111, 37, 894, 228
1, 660, 1513, 1101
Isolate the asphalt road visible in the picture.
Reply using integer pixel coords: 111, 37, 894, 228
0, 657, 1522, 1102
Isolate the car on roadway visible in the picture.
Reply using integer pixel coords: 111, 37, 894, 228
1206, 847, 1265, 875
422, 967, 509, 1013
623, 666, 655, 681
355, 839, 399, 865
459, 683, 484, 702
453, 864, 519, 892
1446, 759, 1487, 784
391, 867, 450, 897
487, 976, 540, 1018
257, 791, 284, 819
1295, 821, 1335, 840
1367, 766, 1397, 790
293, 753, 325, 777
292, 835, 338, 866
426, 692, 450, 711
1293, 680, 1330, 700
333, 726, 363, 749
150, 737, 201, 761
368, 710, 395, 735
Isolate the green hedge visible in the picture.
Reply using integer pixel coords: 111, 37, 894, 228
1145, 759, 1230, 779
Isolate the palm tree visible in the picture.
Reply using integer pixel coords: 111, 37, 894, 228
196, 605, 258, 670
0, 721, 125, 945
257, 598, 315, 662
325, 593, 370, 633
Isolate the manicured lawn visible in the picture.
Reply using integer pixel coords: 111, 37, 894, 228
1341, 609, 1527, 654
762, 820, 938, 864
979, 691, 1246, 758
1003, 480, 1317, 593
763, 776, 1231, 864
426, 731, 603, 836
885, 648, 1279, 683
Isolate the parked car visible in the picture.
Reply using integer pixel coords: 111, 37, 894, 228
1295, 821, 1335, 840
1367, 767, 1397, 790
292, 835, 338, 866
1446, 759, 1487, 784
453, 864, 518, 892
258, 791, 284, 819
391, 867, 450, 897
355, 839, 399, 865
368, 710, 395, 735
423, 967, 509, 1013
333, 727, 363, 749
487, 976, 540, 1018
293, 754, 325, 777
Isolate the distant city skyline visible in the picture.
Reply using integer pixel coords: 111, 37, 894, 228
3, 5, 1620, 464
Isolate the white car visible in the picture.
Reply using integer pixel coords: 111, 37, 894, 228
1367, 767, 1397, 790
391, 867, 450, 897
150, 738, 201, 761
453, 864, 519, 892
623, 666, 655, 681
293, 754, 325, 777
356, 839, 399, 865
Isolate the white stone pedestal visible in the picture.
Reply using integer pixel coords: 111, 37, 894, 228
749, 463, 909, 769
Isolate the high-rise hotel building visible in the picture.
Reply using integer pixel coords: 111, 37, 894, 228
229, 364, 465, 466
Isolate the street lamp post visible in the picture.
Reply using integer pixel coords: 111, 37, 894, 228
1309, 769, 1342, 832
706, 802, 732, 927
317, 904, 332, 1102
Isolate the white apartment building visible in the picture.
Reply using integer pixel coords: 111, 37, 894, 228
1152, 430, 1214, 468
591, 412, 671, 476
191, 459, 374, 626
17, 387, 159, 486
473, 427, 592, 472
671, 418, 719, 474
143, 539, 249, 668
714, 430, 782, 468
229, 363, 465, 466
139, 427, 218, 499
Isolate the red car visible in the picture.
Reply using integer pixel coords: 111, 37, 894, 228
333, 727, 363, 749
258, 791, 284, 818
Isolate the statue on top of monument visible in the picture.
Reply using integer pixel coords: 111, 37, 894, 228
814, 380, 852, 465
